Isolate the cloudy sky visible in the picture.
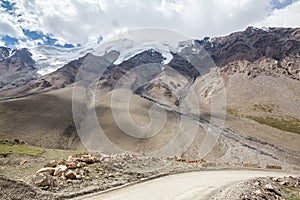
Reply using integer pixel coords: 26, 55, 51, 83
0, 0, 299, 47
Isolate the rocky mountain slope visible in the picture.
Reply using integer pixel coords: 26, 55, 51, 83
0, 47, 38, 92
0, 55, 88, 99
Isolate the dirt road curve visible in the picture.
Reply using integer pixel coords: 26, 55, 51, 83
76, 170, 298, 200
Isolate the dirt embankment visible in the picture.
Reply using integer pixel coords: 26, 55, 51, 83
0, 175, 53, 200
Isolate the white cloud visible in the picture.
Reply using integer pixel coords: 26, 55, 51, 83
256, 0, 300, 27
0, 7, 24, 38
176, 0, 272, 38
0, 0, 299, 46
0, 22, 19, 37
17, 40, 37, 48
277, 0, 290, 3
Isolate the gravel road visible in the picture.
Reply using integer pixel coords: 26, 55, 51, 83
76, 170, 298, 200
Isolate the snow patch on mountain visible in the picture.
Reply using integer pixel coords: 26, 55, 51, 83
95, 39, 173, 65
30, 38, 175, 76
30, 45, 94, 76
177, 40, 195, 53
114, 45, 173, 65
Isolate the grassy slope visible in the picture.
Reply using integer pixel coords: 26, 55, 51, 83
248, 116, 300, 135
0, 142, 87, 179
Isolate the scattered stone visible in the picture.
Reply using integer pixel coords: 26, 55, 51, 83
19, 159, 27, 166
272, 177, 279, 182
253, 189, 262, 196
75, 174, 82, 179
115, 172, 121, 176
166, 157, 174, 161
10, 138, 25, 145
102, 157, 111, 163
264, 183, 274, 190
254, 181, 260, 186
264, 183, 281, 196
280, 181, 289, 186
112, 163, 122, 169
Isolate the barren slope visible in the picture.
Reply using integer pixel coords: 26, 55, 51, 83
0, 87, 82, 149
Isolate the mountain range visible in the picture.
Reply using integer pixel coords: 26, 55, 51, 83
0, 26, 299, 167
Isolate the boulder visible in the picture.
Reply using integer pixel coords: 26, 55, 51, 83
79, 153, 98, 164
264, 183, 274, 190
32, 173, 56, 187
45, 160, 58, 168
253, 189, 262, 196
81, 157, 98, 164
279, 181, 289, 186
57, 159, 67, 166
36, 167, 55, 175
67, 156, 80, 162
264, 184, 281, 196
76, 162, 86, 168
66, 161, 78, 169
65, 170, 76, 179
101, 157, 111, 163
54, 165, 68, 176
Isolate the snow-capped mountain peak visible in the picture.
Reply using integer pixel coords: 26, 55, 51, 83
26, 38, 176, 76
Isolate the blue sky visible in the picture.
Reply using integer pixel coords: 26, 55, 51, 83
0, 0, 79, 47
1, 0, 15, 11
272, 0, 295, 9
0, 0, 299, 48
1, 28, 78, 48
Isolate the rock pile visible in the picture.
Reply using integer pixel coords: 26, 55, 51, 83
30, 152, 206, 194
31, 153, 142, 189
239, 176, 300, 200
32, 154, 98, 188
